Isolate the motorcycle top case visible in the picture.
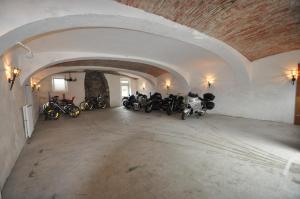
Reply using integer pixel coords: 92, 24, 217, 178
151, 92, 162, 100
203, 93, 215, 101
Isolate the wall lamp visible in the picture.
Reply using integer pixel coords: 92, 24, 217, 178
8, 67, 21, 90
31, 82, 41, 91
166, 80, 171, 94
142, 83, 146, 91
206, 76, 215, 88
208, 81, 212, 88
290, 70, 297, 85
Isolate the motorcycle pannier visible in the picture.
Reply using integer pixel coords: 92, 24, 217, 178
206, 101, 215, 110
203, 93, 215, 101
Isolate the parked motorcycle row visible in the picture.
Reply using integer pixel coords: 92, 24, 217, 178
122, 91, 215, 120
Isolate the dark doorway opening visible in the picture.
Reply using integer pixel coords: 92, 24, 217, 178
84, 71, 110, 107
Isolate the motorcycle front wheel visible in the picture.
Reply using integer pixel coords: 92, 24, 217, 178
167, 105, 173, 115
145, 104, 152, 113
181, 111, 189, 120
46, 109, 60, 120
79, 102, 91, 111
122, 100, 128, 107
69, 106, 80, 118
99, 102, 107, 109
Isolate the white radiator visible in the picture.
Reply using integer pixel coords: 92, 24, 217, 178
23, 104, 34, 138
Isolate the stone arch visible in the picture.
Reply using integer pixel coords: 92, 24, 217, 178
0, 14, 251, 86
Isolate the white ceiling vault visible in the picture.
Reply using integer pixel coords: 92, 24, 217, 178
0, 0, 253, 89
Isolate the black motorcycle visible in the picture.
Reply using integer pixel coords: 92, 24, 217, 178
79, 95, 107, 111
123, 91, 148, 111
135, 92, 148, 111
163, 94, 185, 115
43, 96, 80, 120
122, 94, 136, 110
145, 92, 163, 113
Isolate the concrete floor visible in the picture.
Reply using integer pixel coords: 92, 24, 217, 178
2, 108, 300, 199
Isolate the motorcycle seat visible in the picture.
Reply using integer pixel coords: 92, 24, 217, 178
188, 92, 199, 98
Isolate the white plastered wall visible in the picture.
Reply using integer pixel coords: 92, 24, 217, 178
155, 51, 300, 123
0, 59, 27, 192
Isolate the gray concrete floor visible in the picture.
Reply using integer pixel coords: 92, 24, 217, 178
2, 108, 300, 199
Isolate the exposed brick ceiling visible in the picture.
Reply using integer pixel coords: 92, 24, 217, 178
51, 60, 167, 77
117, 0, 300, 61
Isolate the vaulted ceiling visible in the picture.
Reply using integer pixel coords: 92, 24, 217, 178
117, 0, 300, 61
51, 60, 167, 77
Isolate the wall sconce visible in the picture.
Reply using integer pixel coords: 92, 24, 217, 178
31, 82, 41, 91
166, 81, 171, 94
142, 83, 146, 91
290, 70, 297, 85
206, 76, 215, 88
208, 81, 212, 88
8, 67, 21, 90
166, 80, 171, 91
32, 82, 36, 91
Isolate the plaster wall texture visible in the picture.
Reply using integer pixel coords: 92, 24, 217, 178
155, 51, 300, 123
104, 74, 122, 107
136, 78, 155, 96
24, 85, 40, 124
156, 73, 189, 98
0, 62, 26, 192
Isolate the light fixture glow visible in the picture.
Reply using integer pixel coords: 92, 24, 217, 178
8, 67, 21, 90
206, 76, 215, 88
289, 69, 298, 85
166, 80, 171, 89
31, 82, 41, 91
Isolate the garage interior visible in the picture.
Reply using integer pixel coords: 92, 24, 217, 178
0, 0, 300, 199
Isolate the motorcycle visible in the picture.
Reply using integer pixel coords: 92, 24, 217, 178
122, 92, 148, 111
122, 94, 136, 110
134, 92, 148, 111
79, 95, 107, 111
181, 92, 215, 120
163, 94, 185, 115
43, 96, 80, 120
144, 92, 163, 113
